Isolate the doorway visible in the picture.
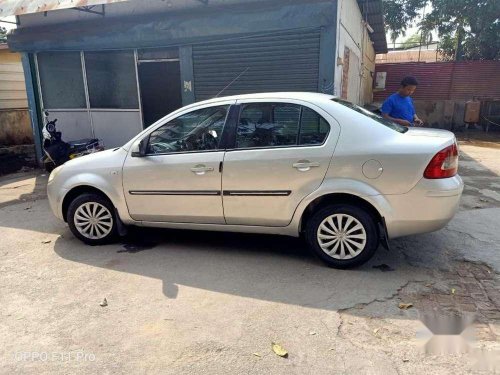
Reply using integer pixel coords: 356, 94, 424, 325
138, 49, 182, 127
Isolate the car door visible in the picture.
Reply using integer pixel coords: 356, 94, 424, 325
222, 99, 340, 226
122, 101, 235, 223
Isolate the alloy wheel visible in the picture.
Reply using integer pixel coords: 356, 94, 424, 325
74, 202, 114, 240
316, 214, 367, 259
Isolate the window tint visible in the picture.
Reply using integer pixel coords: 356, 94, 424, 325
84, 51, 139, 109
236, 103, 330, 148
37, 52, 86, 109
147, 105, 229, 154
299, 107, 330, 145
236, 103, 301, 148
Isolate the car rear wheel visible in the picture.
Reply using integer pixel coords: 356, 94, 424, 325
67, 193, 117, 245
305, 204, 379, 268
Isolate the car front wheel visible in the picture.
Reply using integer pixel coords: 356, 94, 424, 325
305, 204, 379, 268
67, 193, 117, 245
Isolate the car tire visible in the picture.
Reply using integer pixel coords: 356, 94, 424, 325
305, 204, 379, 269
67, 193, 117, 245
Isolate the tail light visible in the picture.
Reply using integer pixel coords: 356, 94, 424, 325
424, 143, 459, 179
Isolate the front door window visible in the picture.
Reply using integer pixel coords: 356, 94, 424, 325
147, 105, 229, 154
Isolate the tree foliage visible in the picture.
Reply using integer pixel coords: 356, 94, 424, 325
383, 0, 500, 60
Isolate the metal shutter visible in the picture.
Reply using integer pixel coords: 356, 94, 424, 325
193, 29, 321, 101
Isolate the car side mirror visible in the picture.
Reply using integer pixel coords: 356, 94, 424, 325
131, 137, 148, 157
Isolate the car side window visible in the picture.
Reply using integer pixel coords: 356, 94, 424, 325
299, 107, 330, 145
147, 105, 229, 154
236, 103, 301, 148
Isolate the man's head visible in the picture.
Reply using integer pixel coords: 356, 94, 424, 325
398, 76, 418, 97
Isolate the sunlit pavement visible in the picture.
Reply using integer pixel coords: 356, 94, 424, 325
0, 141, 499, 374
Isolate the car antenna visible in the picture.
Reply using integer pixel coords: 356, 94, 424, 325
214, 67, 249, 98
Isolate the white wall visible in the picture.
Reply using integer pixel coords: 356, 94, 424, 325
334, 0, 375, 105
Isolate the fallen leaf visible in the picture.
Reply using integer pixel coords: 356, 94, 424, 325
425, 283, 433, 288
451, 288, 456, 295
271, 342, 288, 358
253, 352, 262, 357
402, 358, 410, 363
309, 331, 317, 336
99, 298, 108, 307
41, 240, 51, 244
373, 328, 380, 335
398, 303, 413, 310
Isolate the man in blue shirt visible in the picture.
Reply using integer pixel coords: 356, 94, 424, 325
381, 76, 423, 127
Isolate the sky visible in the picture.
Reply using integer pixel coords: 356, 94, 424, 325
1, 16, 17, 31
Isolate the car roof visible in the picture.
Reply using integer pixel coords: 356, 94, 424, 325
194, 92, 337, 106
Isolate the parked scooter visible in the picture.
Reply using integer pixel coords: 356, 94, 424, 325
42, 111, 104, 172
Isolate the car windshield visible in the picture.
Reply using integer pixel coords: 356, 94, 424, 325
331, 98, 409, 133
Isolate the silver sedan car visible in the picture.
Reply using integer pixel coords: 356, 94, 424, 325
47, 93, 463, 268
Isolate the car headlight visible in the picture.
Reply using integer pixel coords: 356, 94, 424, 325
48, 165, 64, 183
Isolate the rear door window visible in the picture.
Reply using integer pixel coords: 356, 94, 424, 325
236, 103, 301, 148
299, 107, 330, 145
236, 103, 330, 149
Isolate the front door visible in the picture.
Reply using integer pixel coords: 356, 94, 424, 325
123, 102, 234, 223
222, 99, 340, 226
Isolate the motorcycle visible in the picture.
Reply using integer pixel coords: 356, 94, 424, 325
42, 111, 104, 172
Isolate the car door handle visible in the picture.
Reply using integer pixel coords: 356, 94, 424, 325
190, 165, 214, 175
293, 161, 320, 171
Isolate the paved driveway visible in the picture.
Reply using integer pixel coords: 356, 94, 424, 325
0, 141, 499, 374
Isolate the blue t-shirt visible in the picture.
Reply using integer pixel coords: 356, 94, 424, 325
381, 93, 415, 124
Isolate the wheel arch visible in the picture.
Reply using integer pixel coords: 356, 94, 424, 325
61, 185, 112, 222
299, 192, 384, 233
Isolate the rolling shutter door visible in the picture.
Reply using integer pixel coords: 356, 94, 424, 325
193, 29, 321, 101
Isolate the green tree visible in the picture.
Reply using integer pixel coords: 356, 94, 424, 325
402, 33, 422, 48
383, 0, 500, 60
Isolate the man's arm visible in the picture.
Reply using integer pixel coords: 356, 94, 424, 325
382, 113, 411, 126
413, 114, 423, 126
410, 97, 423, 126
381, 96, 411, 126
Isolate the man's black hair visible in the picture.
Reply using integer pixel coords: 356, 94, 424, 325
401, 76, 418, 87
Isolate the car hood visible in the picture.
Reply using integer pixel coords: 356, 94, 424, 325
64, 147, 127, 171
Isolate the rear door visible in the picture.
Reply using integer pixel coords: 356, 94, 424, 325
221, 99, 340, 226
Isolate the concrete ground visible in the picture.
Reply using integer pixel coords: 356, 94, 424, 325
0, 135, 499, 374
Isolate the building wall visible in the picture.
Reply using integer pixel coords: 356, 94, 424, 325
376, 49, 442, 63
11, 0, 338, 149
0, 47, 32, 146
360, 26, 376, 105
334, 0, 375, 105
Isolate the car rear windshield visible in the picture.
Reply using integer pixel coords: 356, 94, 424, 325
331, 98, 409, 133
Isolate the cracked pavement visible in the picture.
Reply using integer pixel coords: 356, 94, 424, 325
0, 138, 499, 374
